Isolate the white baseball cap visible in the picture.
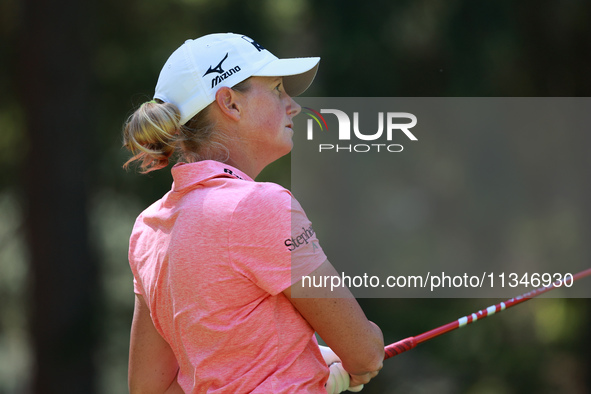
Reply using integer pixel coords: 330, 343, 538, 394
154, 33, 320, 125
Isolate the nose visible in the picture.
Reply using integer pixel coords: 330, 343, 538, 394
288, 96, 301, 117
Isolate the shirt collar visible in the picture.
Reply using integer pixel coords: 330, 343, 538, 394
171, 160, 253, 192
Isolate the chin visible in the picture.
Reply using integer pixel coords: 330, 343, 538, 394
273, 143, 293, 162
284, 141, 294, 155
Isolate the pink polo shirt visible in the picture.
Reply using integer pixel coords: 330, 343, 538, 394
128, 160, 328, 393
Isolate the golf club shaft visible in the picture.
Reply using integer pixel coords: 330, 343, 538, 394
384, 267, 591, 360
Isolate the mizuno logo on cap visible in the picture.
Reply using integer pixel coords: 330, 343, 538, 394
203, 53, 229, 76
203, 52, 242, 89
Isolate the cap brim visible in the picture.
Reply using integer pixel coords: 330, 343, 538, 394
252, 57, 320, 96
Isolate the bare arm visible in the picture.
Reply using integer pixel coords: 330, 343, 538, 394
129, 294, 184, 394
283, 259, 384, 387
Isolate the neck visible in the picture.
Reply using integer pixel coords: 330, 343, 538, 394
225, 153, 265, 180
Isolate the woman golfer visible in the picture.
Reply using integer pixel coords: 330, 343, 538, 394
124, 33, 384, 393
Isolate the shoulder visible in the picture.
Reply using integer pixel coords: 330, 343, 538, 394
232, 181, 298, 215
248, 181, 292, 200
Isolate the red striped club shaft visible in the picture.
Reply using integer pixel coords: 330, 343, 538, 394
384, 268, 591, 360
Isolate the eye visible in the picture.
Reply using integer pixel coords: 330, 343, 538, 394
275, 82, 282, 92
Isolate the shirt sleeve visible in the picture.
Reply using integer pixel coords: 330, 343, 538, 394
229, 183, 327, 296
133, 276, 143, 295
128, 218, 144, 296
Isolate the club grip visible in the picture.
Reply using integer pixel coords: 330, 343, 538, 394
384, 337, 416, 360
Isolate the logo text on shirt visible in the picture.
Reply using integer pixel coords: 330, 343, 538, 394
285, 225, 316, 252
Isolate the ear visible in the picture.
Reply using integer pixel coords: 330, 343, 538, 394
214, 86, 242, 121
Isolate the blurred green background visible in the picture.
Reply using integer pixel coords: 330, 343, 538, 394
1, 0, 590, 393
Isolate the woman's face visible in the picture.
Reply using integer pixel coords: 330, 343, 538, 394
238, 76, 301, 164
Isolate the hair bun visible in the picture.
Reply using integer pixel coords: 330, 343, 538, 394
122, 101, 181, 173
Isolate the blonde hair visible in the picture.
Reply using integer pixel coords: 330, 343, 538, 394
123, 80, 250, 173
